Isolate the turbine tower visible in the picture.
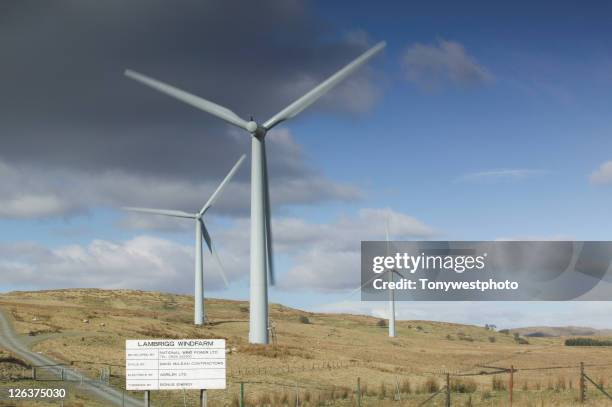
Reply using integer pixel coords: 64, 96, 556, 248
125, 41, 386, 343
386, 219, 396, 337
123, 155, 245, 326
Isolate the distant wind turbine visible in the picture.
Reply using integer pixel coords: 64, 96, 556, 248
125, 41, 386, 343
123, 155, 245, 326
386, 218, 397, 338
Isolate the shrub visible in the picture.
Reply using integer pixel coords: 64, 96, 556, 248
422, 377, 440, 393
378, 382, 386, 399
565, 337, 612, 346
399, 379, 412, 394
492, 376, 506, 391
451, 379, 477, 393
377, 319, 387, 327
488, 336, 496, 343
499, 329, 510, 334
512, 332, 529, 344
298, 315, 310, 324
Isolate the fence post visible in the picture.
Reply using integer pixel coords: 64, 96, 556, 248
32, 366, 36, 380
60, 368, 64, 381
240, 382, 244, 407
144, 390, 150, 407
356, 377, 362, 407
509, 365, 514, 406
446, 373, 451, 407
200, 389, 207, 407
580, 362, 586, 403
295, 382, 300, 407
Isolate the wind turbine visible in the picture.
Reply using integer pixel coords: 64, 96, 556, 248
124, 41, 386, 343
386, 218, 396, 338
123, 155, 245, 326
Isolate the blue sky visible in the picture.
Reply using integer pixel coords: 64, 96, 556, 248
1, 0, 612, 329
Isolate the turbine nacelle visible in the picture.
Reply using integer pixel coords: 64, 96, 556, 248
245, 121, 258, 133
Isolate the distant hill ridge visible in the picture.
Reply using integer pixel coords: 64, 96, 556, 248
511, 326, 612, 338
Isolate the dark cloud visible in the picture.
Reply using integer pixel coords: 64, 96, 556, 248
0, 0, 381, 185
0, 1, 384, 221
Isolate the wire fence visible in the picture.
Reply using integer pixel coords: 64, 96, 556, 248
3, 356, 612, 406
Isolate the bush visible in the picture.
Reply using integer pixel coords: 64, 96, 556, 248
377, 319, 387, 327
565, 337, 612, 346
378, 382, 386, 399
492, 376, 506, 391
499, 329, 510, 334
512, 333, 529, 344
451, 379, 477, 393
399, 379, 412, 394
516, 337, 530, 345
422, 378, 440, 393
298, 315, 310, 324
488, 336, 496, 343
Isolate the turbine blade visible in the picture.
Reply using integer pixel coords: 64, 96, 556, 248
200, 220, 213, 253
124, 69, 250, 131
347, 272, 379, 297
200, 154, 246, 216
262, 41, 386, 130
212, 247, 230, 289
262, 139, 275, 286
385, 215, 390, 256
391, 269, 406, 279
122, 207, 195, 219
201, 221, 230, 289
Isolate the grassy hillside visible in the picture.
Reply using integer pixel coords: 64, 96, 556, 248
1, 289, 611, 406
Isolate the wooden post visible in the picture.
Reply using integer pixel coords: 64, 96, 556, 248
446, 373, 451, 407
356, 377, 362, 407
144, 390, 150, 407
295, 382, 300, 407
580, 362, 586, 403
200, 389, 207, 407
240, 382, 244, 407
32, 366, 36, 380
509, 365, 514, 406
60, 368, 64, 381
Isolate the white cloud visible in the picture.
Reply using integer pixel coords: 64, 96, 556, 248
0, 129, 360, 222
0, 208, 435, 294
459, 169, 546, 183
402, 39, 493, 90
0, 236, 232, 293
589, 161, 612, 185
274, 208, 436, 291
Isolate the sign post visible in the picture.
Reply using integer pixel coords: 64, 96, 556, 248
126, 339, 226, 402
200, 389, 207, 407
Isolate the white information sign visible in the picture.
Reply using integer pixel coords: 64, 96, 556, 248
125, 339, 226, 390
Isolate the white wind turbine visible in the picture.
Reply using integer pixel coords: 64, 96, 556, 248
385, 218, 396, 338
125, 41, 386, 343
123, 155, 245, 326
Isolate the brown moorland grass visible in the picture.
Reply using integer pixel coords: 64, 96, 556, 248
0, 289, 611, 406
